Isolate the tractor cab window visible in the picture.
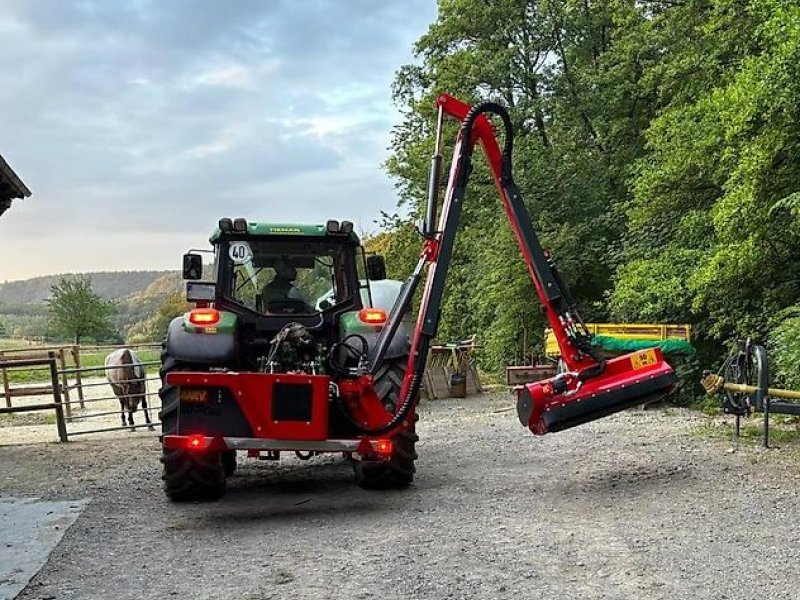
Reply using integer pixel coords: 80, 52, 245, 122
224, 240, 352, 316
355, 246, 373, 308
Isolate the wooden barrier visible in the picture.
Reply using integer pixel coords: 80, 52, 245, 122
0, 342, 161, 412
1, 352, 10, 408
71, 345, 85, 407
0, 354, 68, 442
506, 364, 557, 386
423, 340, 482, 400
0, 349, 62, 411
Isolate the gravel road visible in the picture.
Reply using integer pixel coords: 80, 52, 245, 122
2, 393, 799, 600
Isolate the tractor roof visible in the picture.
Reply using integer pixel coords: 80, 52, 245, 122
209, 221, 360, 244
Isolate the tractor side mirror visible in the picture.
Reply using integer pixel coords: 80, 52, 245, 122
366, 255, 386, 281
182, 253, 203, 280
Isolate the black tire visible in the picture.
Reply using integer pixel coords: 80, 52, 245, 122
354, 356, 419, 490
372, 357, 406, 413
222, 450, 237, 477
159, 350, 226, 502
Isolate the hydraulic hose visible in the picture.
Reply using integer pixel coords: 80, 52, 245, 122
462, 102, 606, 384
335, 368, 424, 436
345, 103, 506, 436
347, 100, 607, 436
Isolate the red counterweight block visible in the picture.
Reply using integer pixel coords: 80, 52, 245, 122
516, 347, 678, 435
167, 371, 331, 440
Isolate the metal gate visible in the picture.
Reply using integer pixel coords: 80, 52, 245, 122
58, 359, 162, 439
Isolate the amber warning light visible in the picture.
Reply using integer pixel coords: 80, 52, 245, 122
358, 308, 387, 325
189, 308, 220, 326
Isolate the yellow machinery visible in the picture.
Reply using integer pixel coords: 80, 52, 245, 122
507, 323, 692, 387
544, 323, 691, 358
701, 373, 800, 400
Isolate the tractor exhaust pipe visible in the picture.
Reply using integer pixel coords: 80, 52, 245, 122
423, 105, 445, 237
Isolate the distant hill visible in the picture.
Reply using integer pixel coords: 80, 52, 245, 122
0, 271, 176, 305
115, 271, 184, 332
0, 271, 185, 342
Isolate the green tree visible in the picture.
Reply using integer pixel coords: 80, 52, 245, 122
127, 291, 190, 343
388, 0, 662, 373
770, 307, 800, 389
364, 212, 424, 281
384, 0, 800, 387
611, 0, 800, 354
46, 276, 117, 345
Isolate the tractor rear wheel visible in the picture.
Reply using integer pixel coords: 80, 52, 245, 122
222, 450, 237, 477
159, 351, 226, 502
354, 356, 419, 490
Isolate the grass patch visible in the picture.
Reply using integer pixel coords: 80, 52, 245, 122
0, 338, 34, 351
0, 411, 58, 427
694, 394, 722, 415
692, 413, 800, 446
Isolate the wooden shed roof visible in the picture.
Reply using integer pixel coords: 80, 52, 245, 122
0, 154, 31, 217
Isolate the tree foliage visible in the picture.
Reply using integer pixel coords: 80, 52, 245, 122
385, 0, 800, 385
388, 0, 662, 372
127, 291, 190, 343
46, 276, 117, 345
610, 0, 800, 359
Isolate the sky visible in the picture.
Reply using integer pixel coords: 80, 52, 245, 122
0, 0, 437, 282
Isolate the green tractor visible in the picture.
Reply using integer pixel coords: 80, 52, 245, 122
159, 218, 415, 501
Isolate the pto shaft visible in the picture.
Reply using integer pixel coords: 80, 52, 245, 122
701, 373, 800, 400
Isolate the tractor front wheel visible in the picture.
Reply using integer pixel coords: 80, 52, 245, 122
159, 352, 226, 502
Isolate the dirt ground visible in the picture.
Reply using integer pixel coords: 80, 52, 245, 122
1, 393, 799, 600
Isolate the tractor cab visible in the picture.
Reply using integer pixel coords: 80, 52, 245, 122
178, 218, 396, 375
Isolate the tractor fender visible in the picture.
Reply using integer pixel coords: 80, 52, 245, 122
164, 316, 237, 365
360, 322, 412, 362
340, 310, 411, 362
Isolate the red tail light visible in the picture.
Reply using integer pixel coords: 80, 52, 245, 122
359, 308, 387, 325
187, 434, 205, 449
374, 439, 392, 455
189, 308, 220, 326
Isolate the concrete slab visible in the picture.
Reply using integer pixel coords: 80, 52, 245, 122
0, 496, 88, 600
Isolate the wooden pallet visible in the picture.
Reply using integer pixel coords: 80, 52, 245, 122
422, 344, 482, 400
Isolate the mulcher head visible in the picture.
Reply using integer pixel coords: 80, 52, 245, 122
516, 347, 677, 435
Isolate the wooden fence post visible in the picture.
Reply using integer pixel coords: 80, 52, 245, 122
58, 348, 72, 421
71, 345, 85, 408
0, 351, 10, 408
48, 352, 68, 442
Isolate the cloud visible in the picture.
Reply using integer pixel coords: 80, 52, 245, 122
0, 0, 436, 281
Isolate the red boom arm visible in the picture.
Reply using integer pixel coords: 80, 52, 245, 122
371, 94, 677, 437
433, 94, 598, 374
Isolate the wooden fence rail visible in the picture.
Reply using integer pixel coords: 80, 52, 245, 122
0, 354, 68, 442
0, 343, 161, 412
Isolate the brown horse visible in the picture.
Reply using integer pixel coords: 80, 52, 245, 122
105, 348, 153, 430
